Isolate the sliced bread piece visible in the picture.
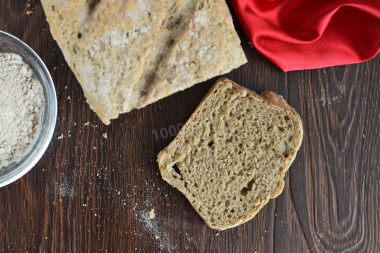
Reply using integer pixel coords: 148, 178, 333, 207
157, 78, 303, 230
41, 0, 247, 124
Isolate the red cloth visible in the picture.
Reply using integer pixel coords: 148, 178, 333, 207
230, 0, 380, 71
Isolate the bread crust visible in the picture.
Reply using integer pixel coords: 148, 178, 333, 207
157, 78, 303, 230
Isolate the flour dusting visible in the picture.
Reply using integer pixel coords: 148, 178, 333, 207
132, 201, 177, 252
55, 175, 75, 197
315, 85, 345, 109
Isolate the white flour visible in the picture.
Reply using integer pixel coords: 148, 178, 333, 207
0, 53, 44, 168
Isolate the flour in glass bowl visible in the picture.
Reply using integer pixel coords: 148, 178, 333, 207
0, 53, 44, 168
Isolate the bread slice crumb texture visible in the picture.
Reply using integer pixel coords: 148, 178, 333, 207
157, 78, 303, 230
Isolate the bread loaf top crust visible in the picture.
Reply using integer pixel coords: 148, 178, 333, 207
41, 0, 247, 124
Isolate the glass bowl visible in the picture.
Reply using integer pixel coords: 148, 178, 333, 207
0, 30, 57, 187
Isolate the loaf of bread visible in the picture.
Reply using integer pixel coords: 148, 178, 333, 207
157, 78, 303, 230
41, 0, 247, 124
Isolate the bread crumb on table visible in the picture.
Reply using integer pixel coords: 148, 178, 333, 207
148, 209, 155, 220
26, 11, 33, 15
57, 134, 64, 140
102, 133, 107, 139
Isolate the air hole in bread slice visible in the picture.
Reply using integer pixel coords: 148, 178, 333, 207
172, 164, 183, 180
241, 178, 255, 196
87, 0, 101, 14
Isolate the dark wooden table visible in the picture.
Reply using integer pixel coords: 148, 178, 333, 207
1, 1, 379, 252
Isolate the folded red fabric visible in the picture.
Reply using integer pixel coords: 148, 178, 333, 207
230, 0, 380, 71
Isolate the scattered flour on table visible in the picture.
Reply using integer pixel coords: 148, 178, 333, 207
133, 201, 177, 253
55, 175, 75, 197
0, 53, 44, 168
315, 85, 345, 109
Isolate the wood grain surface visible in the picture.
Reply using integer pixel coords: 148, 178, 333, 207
0, 1, 379, 252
